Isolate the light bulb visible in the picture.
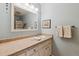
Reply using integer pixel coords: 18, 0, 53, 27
25, 3, 29, 6
31, 5, 34, 9
35, 8, 38, 11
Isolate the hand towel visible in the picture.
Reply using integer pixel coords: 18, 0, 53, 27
63, 25, 72, 38
57, 26, 63, 37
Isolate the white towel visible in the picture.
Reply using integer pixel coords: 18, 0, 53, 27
57, 26, 63, 37
63, 25, 72, 38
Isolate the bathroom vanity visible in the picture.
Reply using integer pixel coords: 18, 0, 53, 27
0, 4, 53, 56
0, 34, 53, 56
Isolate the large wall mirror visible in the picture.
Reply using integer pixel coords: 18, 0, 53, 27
11, 3, 38, 32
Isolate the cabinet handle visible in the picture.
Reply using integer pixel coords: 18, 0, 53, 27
33, 49, 36, 52
45, 47, 48, 50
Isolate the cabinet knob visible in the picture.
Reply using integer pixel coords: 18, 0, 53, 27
33, 49, 36, 52
45, 47, 48, 49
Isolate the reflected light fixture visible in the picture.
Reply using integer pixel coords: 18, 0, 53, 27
25, 3, 38, 11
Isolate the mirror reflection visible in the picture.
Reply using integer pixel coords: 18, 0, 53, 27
12, 3, 38, 31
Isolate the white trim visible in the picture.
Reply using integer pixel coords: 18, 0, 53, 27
11, 4, 15, 32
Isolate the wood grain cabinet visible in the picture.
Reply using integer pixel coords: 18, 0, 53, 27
10, 50, 26, 56
11, 39, 52, 56
26, 47, 39, 56
43, 43, 52, 56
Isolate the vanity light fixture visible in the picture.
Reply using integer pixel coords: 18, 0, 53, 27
31, 5, 34, 9
35, 8, 38, 11
25, 3, 39, 12
25, 3, 29, 6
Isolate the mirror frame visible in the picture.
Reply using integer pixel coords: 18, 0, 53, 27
11, 3, 38, 32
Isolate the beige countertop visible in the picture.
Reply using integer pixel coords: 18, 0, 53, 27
0, 34, 52, 56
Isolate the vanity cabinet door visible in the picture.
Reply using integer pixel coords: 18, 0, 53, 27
37, 43, 52, 56
26, 46, 39, 56
26, 48, 35, 56
37, 48, 45, 56
37, 39, 52, 56
43, 43, 52, 56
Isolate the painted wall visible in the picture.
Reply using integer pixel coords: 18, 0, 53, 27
0, 3, 41, 39
41, 3, 79, 56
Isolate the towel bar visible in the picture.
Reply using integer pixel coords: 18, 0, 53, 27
55, 26, 75, 28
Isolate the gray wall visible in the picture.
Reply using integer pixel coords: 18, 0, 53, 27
41, 3, 79, 56
0, 3, 41, 39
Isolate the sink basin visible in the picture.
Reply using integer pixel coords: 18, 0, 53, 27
39, 35, 46, 38
33, 37, 41, 41
33, 35, 46, 41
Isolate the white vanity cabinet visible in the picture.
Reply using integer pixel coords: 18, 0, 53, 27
11, 38, 52, 56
